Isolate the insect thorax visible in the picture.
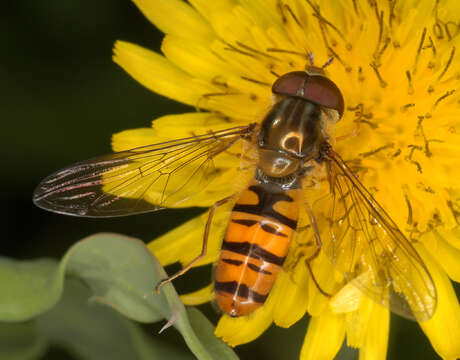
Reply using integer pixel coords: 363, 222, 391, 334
256, 97, 324, 184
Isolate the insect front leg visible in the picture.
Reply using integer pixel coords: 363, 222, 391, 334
334, 103, 363, 142
155, 195, 234, 293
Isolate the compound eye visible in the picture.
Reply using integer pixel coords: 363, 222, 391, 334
272, 71, 344, 119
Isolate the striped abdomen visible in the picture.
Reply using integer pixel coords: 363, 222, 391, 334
214, 180, 300, 317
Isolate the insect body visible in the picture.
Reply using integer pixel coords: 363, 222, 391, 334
213, 72, 341, 316
33, 65, 436, 321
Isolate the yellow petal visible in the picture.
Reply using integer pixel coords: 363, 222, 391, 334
300, 311, 346, 360
112, 112, 243, 150
215, 264, 298, 346
345, 295, 374, 349
422, 229, 460, 282
148, 202, 231, 267
112, 112, 247, 167
306, 252, 340, 316
272, 264, 309, 328
188, 0, 236, 21
333, 273, 389, 357
162, 35, 230, 80
148, 213, 203, 266
416, 244, 460, 360
359, 303, 390, 360
239, 0, 280, 28
111, 127, 161, 151
152, 112, 248, 135
438, 0, 460, 15
330, 275, 365, 314
132, 0, 214, 41
214, 294, 276, 346
206, 5, 253, 44
180, 284, 214, 306
436, 225, 460, 250
113, 41, 213, 106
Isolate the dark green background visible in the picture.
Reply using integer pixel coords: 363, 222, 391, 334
1, 1, 447, 359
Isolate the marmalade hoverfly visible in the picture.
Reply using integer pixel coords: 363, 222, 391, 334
33, 62, 436, 320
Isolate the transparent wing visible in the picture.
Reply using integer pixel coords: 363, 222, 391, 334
33, 125, 255, 217
309, 146, 437, 321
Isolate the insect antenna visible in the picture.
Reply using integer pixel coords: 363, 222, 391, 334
304, 52, 335, 75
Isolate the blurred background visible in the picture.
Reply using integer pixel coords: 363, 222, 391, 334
1, 1, 451, 359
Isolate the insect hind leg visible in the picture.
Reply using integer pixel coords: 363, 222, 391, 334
304, 200, 332, 298
305, 255, 332, 298
155, 195, 234, 293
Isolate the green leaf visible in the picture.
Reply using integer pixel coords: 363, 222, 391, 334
0, 233, 238, 360
39, 278, 192, 360
0, 321, 47, 360
61, 233, 170, 323
187, 308, 238, 360
0, 278, 191, 360
0, 258, 61, 321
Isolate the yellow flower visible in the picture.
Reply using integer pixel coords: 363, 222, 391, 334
112, 0, 460, 359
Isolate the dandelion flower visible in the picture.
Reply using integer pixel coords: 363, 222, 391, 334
111, 0, 460, 358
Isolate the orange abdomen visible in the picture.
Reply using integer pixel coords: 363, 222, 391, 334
214, 181, 300, 317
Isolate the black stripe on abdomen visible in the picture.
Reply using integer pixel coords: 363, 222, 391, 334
221, 258, 244, 266
260, 222, 287, 237
222, 241, 285, 266
233, 185, 297, 229
231, 218, 258, 227
233, 203, 297, 229
214, 281, 268, 303
231, 218, 288, 237
221, 257, 273, 275
247, 263, 272, 275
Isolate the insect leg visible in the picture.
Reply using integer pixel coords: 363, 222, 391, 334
335, 103, 363, 142
155, 195, 234, 293
304, 200, 332, 297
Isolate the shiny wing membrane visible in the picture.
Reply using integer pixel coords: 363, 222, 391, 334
309, 147, 436, 321
34, 125, 254, 217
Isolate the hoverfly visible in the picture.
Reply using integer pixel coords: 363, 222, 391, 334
33, 60, 436, 320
